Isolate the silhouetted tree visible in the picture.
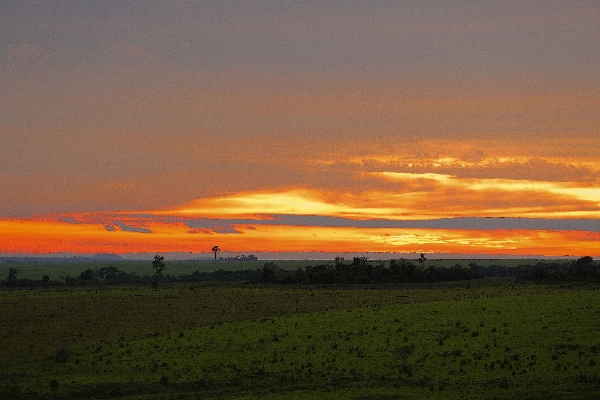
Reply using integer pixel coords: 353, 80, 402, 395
79, 269, 96, 281
98, 267, 120, 281
211, 245, 221, 261
5, 267, 18, 287
261, 263, 279, 283
570, 256, 597, 280
7, 267, 18, 281
151, 255, 166, 290
576, 256, 594, 265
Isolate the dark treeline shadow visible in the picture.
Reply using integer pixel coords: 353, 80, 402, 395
1, 256, 598, 288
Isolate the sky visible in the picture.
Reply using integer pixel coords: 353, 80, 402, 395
1, 1, 600, 258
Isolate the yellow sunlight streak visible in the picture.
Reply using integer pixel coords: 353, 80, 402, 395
376, 172, 600, 207
169, 189, 405, 219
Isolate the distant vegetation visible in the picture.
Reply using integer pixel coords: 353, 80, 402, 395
260, 256, 482, 284
1, 256, 597, 288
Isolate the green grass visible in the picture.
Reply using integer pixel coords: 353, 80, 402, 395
1, 282, 599, 399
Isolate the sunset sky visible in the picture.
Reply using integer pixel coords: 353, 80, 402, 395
1, 1, 599, 258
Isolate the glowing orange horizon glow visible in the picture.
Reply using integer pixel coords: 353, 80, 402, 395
1, 216, 599, 257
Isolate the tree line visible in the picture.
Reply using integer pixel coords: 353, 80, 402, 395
260, 257, 481, 284
517, 256, 600, 282
2, 256, 598, 288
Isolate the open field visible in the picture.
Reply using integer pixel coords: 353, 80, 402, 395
0, 258, 571, 281
1, 281, 599, 399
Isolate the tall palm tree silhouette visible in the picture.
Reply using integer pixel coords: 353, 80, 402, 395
211, 245, 220, 261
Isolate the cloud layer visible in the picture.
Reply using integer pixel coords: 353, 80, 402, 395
1, 1, 599, 256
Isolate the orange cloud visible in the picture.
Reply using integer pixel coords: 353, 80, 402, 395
372, 172, 600, 218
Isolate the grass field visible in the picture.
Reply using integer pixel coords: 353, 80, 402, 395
1, 280, 599, 399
